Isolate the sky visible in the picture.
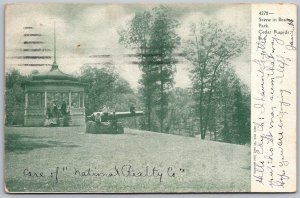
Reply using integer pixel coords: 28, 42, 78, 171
5, 4, 251, 89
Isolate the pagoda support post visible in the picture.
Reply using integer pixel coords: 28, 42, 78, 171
78, 92, 80, 108
24, 92, 28, 126
44, 91, 47, 108
82, 92, 85, 108
25, 92, 28, 114
44, 91, 47, 115
68, 91, 71, 106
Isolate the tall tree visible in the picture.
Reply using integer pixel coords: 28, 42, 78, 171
119, 10, 154, 130
183, 21, 246, 139
212, 66, 250, 144
119, 6, 180, 132
232, 81, 251, 144
146, 6, 180, 132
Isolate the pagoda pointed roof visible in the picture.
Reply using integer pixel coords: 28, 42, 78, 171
32, 66, 78, 81
30, 22, 79, 83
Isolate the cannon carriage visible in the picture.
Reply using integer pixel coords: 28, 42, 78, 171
86, 110, 143, 134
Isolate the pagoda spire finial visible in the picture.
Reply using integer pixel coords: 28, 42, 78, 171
51, 21, 58, 71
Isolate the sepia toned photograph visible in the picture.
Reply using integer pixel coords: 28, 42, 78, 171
5, 3, 255, 193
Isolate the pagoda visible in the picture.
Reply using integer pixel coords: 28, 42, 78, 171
24, 23, 86, 126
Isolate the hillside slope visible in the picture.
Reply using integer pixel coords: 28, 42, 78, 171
5, 126, 250, 192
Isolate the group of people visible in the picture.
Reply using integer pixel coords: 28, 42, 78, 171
46, 101, 69, 119
95, 105, 112, 124
94, 104, 136, 125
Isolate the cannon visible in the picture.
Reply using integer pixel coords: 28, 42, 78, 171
86, 109, 143, 134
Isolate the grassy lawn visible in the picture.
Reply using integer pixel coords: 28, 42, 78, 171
4, 126, 250, 193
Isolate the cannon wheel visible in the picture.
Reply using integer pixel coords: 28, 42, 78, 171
86, 121, 97, 133
116, 125, 124, 134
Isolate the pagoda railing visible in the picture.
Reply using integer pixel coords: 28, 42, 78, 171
25, 107, 45, 116
69, 107, 85, 115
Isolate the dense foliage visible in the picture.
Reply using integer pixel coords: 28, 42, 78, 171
78, 65, 137, 115
182, 21, 247, 140
5, 70, 29, 125
78, 65, 143, 128
119, 6, 180, 132
5, 7, 251, 144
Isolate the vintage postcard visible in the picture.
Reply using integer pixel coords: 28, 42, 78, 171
4, 3, 296, 193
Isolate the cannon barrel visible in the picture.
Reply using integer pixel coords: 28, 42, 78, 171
110, 111, 144, 119
88, 111, 144, 121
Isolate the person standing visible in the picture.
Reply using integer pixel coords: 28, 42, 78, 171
102, 105, 109, 122
61, 101, 67, 116
53, 102, 59, 118
95, 112, 102, 125
130, 104, 136, 114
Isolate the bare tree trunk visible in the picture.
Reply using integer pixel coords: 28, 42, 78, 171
166, 108, 174, 134
179, 121, 181, 135
191, 120, 194, 137
223, 93, 229, 142
140, 45, 153, 132
214, 129, 216, 141
160, 65, 164, 133
147, 92, 151, 131
203, 58, 225, 136
194, 34, 213, 140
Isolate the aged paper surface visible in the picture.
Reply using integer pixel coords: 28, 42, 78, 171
4, 3, 296, 193
251, 4, 297, 192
